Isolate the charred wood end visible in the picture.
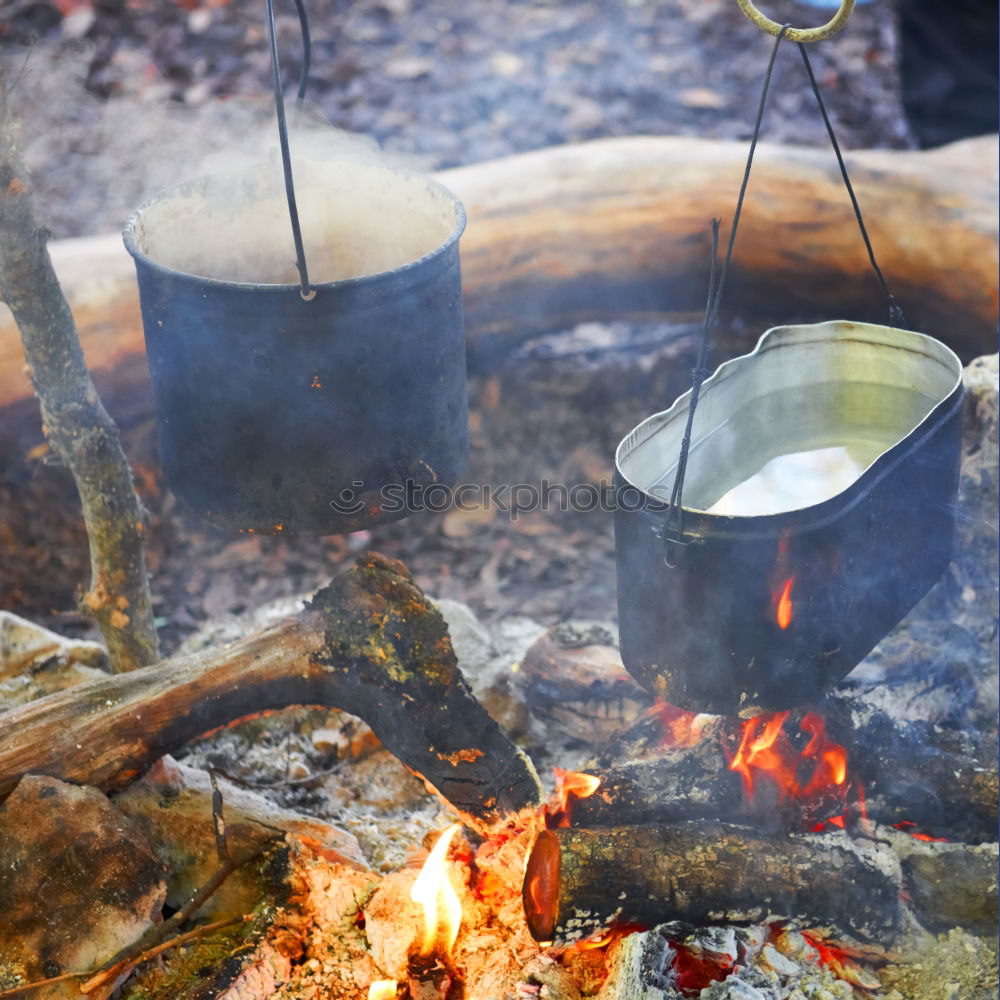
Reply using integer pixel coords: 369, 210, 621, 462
523, 828, 561, 944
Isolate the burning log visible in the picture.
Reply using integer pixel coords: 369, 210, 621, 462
522, 821, 903, 948
821, 695, 999, 841
583, 699, 998, 840
0, 553, 542, 827
566, 742, 743, 830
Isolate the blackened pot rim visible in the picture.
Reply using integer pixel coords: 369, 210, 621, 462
614, 320, 964, 538
122, 160, 467, 294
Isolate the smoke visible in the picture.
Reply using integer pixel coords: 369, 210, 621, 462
5, 42, 429, 241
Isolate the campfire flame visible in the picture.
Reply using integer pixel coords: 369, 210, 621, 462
652, 701, 716, 749
729, 711, 852, 823
775, 576, 794, 629
548, 767, 601, 828
410, 823, 463, 958
367, 981, 398, 1000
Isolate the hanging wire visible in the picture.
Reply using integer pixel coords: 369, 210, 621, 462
663, 218, 720, 564
264, 0, 313, 299
797, 42, 905, 328
661, 25, 790, 558
660, 21, 907, 562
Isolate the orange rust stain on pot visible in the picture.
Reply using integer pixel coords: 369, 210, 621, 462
437, 748, 484, 766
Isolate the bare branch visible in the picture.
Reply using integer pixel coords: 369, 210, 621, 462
0, 58, 158, 672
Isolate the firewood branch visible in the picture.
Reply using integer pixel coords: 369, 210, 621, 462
0, 553, 543, 828
0, 60, 158, 672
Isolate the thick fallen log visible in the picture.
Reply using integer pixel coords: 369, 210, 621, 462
522, 822, 902, 947
0, 136, 995, 426
0, 553, 542, 828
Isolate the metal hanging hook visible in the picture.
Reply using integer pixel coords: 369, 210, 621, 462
736, 0, 855, 43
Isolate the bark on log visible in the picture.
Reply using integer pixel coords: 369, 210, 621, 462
0, 136, 995, 422
821, 695, 999, 841
568, 744, 743, 830
892, 836, 999, 937
0, 553, 542, 827
522, 822, 902, 948
0, 61, 159, 672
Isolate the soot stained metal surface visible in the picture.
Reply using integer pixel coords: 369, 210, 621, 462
124, 160, 468, 534
614, 321, 963, 715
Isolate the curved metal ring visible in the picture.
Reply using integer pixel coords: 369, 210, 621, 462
736, 0, 856, 43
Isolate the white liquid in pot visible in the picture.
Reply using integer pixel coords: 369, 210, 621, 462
706, 446, 867, 516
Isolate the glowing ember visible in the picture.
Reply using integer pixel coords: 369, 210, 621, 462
367, 981, 398, 1000
410, 823, 463, 958
775, 576, 794, 629
548, 767, 601, 828
893, 821, 949, 843
670, 943, 735, 992
652, 701, 716, 749
728, 711, 855, 825
798, 931, 882, 989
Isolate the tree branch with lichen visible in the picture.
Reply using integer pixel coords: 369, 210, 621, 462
0, 59, 158, 672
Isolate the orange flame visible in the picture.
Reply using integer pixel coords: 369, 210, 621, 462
410, 824, 463, 958
652, 701, 715, 750
728, 711, 853, 825
367, 981, 398, 1000
776, 576, 794, 629
548, 768, 601, 828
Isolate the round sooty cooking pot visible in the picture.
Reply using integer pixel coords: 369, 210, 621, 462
614, 321, 964, 715
124, 159, 468, 534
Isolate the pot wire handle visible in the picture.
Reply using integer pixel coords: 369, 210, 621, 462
660, 25, 789, 566
264, 0, 314, 300
662, 7, 906, 565
798, 42, 905, 327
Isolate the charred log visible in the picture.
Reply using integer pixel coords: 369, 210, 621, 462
585, 699, 998, 840
568, 743, 742, 829
0, 553, 542, 827
894, 836, 999, 937
821, 695, 999, 841
522, 822, 902, 948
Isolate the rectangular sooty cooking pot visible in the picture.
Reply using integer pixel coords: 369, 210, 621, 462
613, 321, 964, 715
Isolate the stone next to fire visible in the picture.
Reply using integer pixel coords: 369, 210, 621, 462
0, 774, 167, 999
848, 353, 999, 726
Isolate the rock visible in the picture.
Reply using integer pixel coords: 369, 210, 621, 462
0, 775, 166, 999
846, 354, 999, 726
434, 598, 534, 737
595, 928, 677, 1000
0, 611, 108, 710
893, 835, 999, 936
516, 622, 653, 744
114, 756, 366, 918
